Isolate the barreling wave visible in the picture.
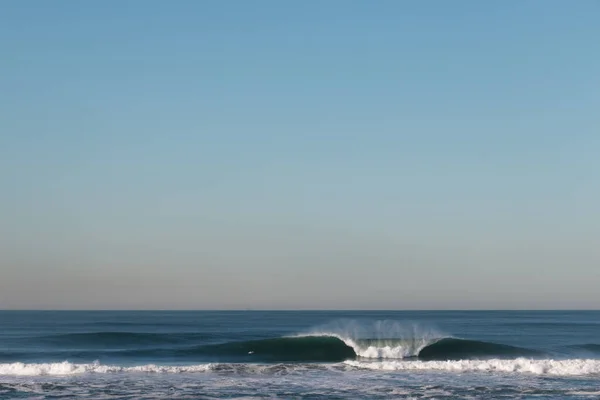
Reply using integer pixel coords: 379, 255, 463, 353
1, 335, 546, 363
2, 359, 600, 377
200, 335, 544, 362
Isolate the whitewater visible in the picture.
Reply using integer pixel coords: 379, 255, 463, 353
2, 358, 600, 376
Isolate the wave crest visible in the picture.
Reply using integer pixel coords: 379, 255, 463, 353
300, 319, 442, 359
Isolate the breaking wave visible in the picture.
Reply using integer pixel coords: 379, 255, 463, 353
0, 335, 545, 363
208, 335, 545, 362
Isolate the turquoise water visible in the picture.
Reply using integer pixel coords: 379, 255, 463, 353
1, 310, 600, 398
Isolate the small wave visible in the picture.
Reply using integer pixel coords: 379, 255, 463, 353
568, 344, 600, 353
344, 358, 600, 376
417, 338, 544, 360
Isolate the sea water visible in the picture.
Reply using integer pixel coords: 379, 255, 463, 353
1, 310, 599, 399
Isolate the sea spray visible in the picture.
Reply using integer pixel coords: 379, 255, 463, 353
297, 319, 444, 358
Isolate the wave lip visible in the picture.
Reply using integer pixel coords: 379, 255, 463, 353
302, 320, 441, 359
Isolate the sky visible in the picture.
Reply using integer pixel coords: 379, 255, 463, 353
1, 0, 599, 310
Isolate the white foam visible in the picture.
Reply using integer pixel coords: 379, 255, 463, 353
342, 336, 433, 359
2, 359, 600, 377
0, 362, 334, 376
344, 358, 600, 376
0, 361, 213, 376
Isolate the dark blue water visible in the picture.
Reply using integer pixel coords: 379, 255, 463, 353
1, 311, 600, 399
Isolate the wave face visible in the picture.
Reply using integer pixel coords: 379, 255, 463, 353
196, 336, 356, 362
417, 338, 545, 360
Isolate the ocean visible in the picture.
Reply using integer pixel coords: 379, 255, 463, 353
1, 310, 599, 399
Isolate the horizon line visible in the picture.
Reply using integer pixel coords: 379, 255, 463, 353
1, 309, 599, 312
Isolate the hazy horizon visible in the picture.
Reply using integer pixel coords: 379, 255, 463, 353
1, 1, 599, 310
2, 308, 600, 311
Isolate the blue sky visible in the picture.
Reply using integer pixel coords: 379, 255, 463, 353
1, 1, 599, 309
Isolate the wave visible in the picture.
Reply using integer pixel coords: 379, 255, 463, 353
210, 335, 543, 362
566, 344, 600, 355
2, 337, 353, 363
197, 336, 356, 362
571, 344, 600, 352
304, 334, 434, 359
416, 338, 544, 360
1, 335, 546, 363
149, 336, 543, 362
2, 359, 600, 377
